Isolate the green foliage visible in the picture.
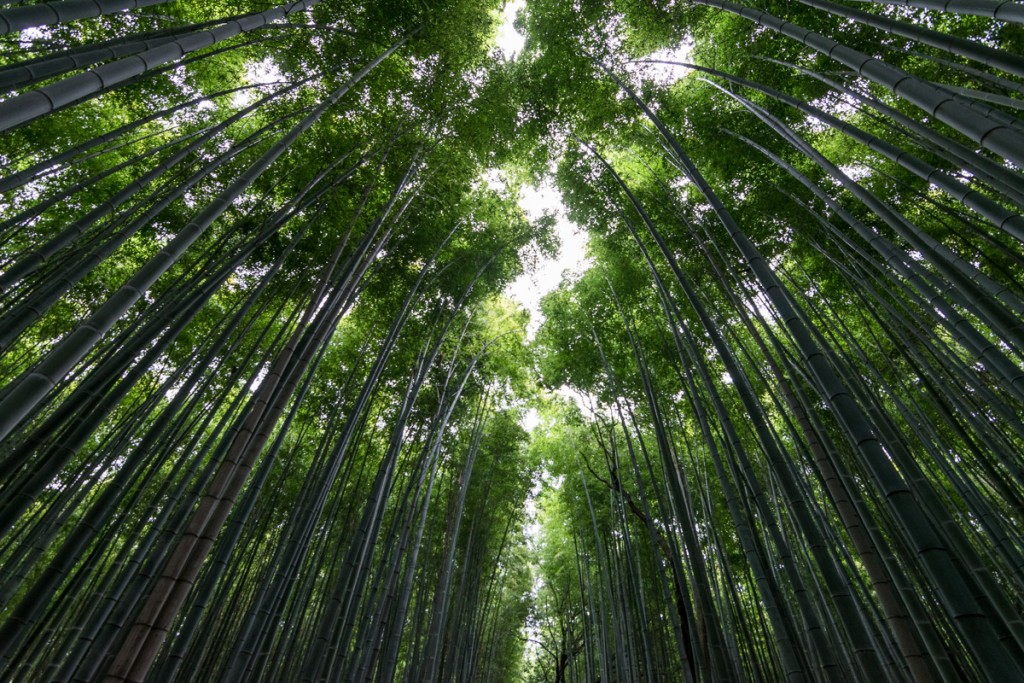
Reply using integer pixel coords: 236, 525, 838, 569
2, 0, 1024, 680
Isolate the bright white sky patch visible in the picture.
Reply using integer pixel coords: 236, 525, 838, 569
494, 0, 526, 59
233, 58, 285, 107
626, 41, 694, 86
505, 181, 591, 340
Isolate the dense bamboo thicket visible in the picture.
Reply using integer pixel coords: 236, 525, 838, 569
0, 0, 1022, 681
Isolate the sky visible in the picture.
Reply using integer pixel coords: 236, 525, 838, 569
494, 0, 527, 58
491, 2, 691, 341
504, 182, 591, 339
493, 1, 591, 340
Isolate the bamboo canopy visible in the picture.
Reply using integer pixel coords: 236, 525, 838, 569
1, 0, 1022, 680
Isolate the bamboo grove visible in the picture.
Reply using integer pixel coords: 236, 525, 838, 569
0, 0, 1022, 681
